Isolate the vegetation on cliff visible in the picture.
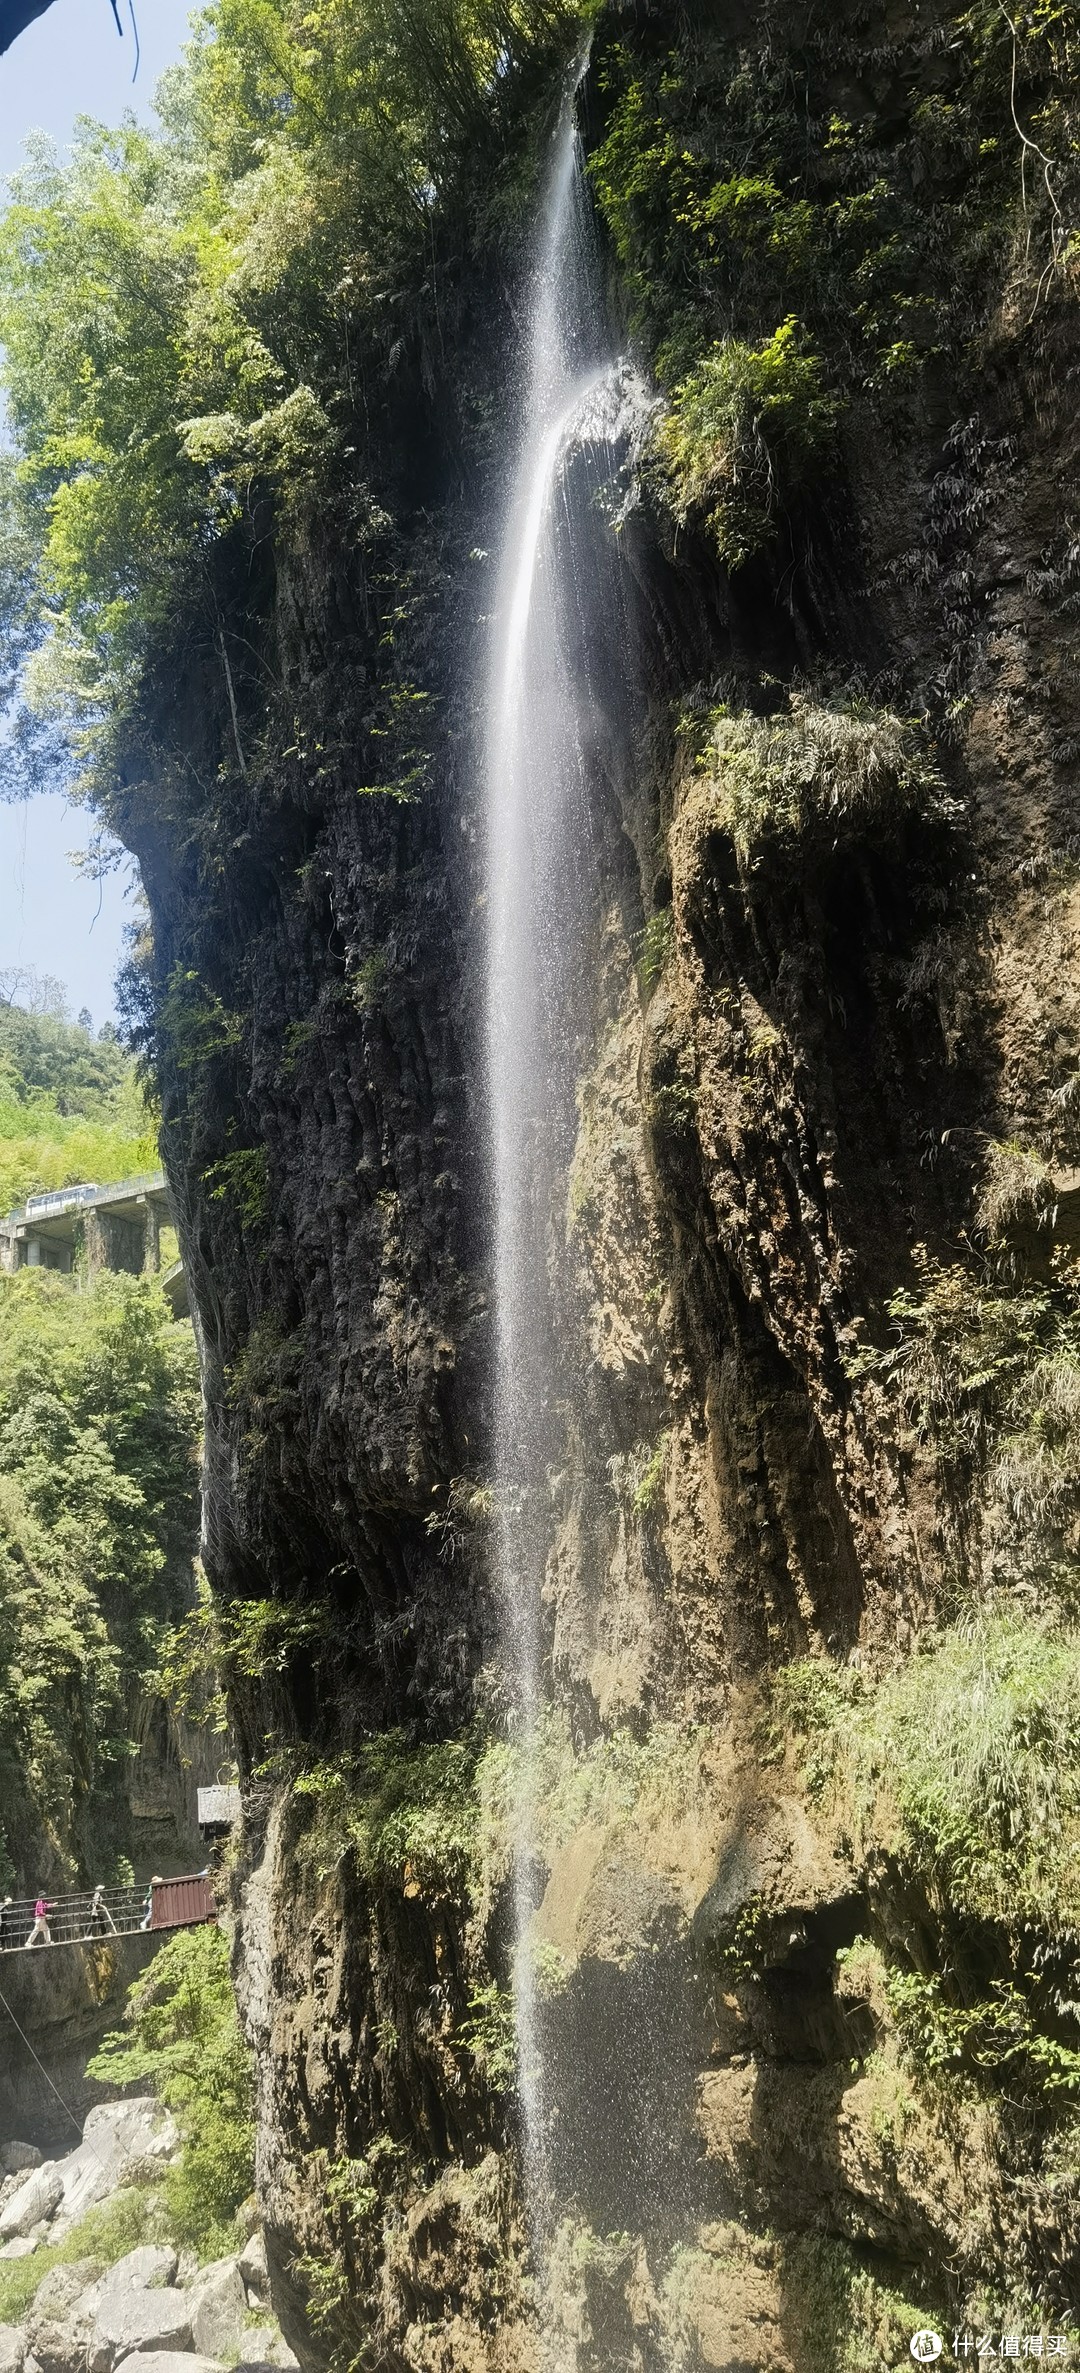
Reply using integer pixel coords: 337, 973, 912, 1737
590, 0, 1080, 562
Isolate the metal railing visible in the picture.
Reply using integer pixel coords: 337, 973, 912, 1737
2, 1886, 169, 1954
7, 1173, 168, 1230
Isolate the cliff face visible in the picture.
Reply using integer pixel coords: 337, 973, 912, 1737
94, 0, 1080, 2362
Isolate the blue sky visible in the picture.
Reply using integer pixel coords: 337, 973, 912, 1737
0, 0, 194, 1028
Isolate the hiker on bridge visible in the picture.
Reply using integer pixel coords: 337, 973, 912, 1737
0, 1897, 12, 1948
24, 1895, 56, 1946
86, 1886, 117, 1938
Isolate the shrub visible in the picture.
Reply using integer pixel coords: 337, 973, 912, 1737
851, 1249, 1080, 1584
884, 1966, 1080, 2098
654, 320, 839, 566
698, 694, 948, 864
974, 1140, 1058, 1255
294, 1730, 486, 1899
202, 1147, 269, 1227
87, 1925, 254, 2260
636, 909, 674, 997
779, 1613, 1080, 1930
632, 1432, 670, 1514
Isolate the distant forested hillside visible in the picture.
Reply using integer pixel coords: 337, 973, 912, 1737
0, 982, 156, 1214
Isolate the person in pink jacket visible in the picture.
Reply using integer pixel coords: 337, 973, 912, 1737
24, 1895, 55, 1946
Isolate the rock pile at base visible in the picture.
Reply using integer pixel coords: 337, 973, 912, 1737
0, 2108, 295, 2373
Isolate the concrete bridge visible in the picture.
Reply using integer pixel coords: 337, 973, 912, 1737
0, 1172, 188, 1312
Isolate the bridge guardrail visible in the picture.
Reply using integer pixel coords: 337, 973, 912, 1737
0, 1876, 214, 1953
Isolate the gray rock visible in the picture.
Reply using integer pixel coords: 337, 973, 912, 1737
0, 2328, 26, 2373
98, 2251, 177, 2299
237, 2231, 268, 2309
236, 2327, 298, 2371
31, 2315, 100, 2373
27, 2262, 98, 2327
0, 2146, 41, 2178
27, 2262, 104, 2373
121, 2357, 220, 2373
0, 2168, 63, 2241
188, 2259, 245, 2361
0, 2239, 38, 2260
236, 2329, 275, 2366
60, 2106, 179, 2229
89, 2287, 194, 2373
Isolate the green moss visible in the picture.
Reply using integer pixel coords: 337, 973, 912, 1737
781, 1615, 1080, 1930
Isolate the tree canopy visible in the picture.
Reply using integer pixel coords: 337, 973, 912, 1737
0, 1268, 201, 1890
0, 0, 587, 813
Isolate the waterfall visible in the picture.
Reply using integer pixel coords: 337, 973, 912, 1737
483, 87, 641, 2297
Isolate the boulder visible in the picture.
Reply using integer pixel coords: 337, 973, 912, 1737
30, 2311, 102, 2373
0, 2167, 63, 2240
89, 2287, 194, 2373
0, 2239, 38, 2260
236, 2327, 298, 2371
36, 2249, 178, 2373
98, 2251, 177, 2299
59, 2106, 179, 2229
27, 2262, 99, 2329
120, 2358, 219, 2373
237, 2231, 268, 2309
188, 2260, 245, 2360
0, 2329, 25, 2373
0, 2146, 41, 2178
26, 2262, 103, 2373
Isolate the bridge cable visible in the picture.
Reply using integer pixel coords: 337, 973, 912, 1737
0, 1979, 117, 2180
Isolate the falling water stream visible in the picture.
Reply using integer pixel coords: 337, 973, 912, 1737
483, 87, 642, 2309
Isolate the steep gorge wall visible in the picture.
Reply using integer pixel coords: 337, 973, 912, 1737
101, 0, 1080, 2362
